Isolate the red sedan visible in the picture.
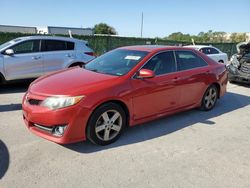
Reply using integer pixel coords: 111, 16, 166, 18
22, 46, 228, 145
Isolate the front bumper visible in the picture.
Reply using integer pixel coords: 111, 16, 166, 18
22, 92, 91, 144
227, 66, 250, 84
229, 73, 250, 84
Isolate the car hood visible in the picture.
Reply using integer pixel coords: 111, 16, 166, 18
29, 68, 121, 96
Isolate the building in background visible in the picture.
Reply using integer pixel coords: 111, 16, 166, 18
0, 25, 93, 36
37, 26, 93, 35
0, 25, 37, 34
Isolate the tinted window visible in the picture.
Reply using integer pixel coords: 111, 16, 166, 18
12, 40, 40, 54
85, 49, 149, 76
200, 48, 210, 54
175, 50, 207, 71
42, 40, 66, 51
142, 51, 176, 75
209, 47, 219, 54
200, 47, 219, 54
66, 42, 74, 50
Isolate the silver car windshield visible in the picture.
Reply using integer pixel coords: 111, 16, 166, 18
0, 42, 12, 50
0, 39, 22, 50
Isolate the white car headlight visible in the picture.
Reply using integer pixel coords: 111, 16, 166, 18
41, 96, 84, 110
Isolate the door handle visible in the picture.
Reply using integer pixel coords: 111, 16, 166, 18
66, 54, 73, 57
32, 56, 41, 60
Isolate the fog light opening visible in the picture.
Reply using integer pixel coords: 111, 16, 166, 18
53, 125, 67, 137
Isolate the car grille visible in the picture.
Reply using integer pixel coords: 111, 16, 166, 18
28, 99, 42, 105
240, 64, 250, 74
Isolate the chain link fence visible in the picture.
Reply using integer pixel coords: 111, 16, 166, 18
0, 32, 238, 57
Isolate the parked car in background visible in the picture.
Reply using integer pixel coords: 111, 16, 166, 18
0, 36, 95, 84
185, 45, 228, 64
22, 45, 228, 146
227, 42, 250, 84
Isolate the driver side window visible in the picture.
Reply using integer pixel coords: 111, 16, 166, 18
142, 51, 176, 75
12, 40, 40, 54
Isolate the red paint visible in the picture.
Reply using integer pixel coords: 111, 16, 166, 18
22, 46, 228, 144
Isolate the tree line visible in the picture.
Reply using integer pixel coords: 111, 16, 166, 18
94, 23, 247, 43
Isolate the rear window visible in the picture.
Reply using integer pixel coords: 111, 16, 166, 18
42, 40, 66, 51
176, 50, 208, 71
66, 42, 74, 50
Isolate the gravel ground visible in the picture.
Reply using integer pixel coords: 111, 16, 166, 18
0, 82, 250, 188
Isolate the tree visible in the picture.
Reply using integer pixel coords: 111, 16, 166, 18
230, 33, 246, 43
94, 23, 118, 35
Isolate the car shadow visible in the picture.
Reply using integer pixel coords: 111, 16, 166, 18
230, 81, 250, 88
64, 91, 250, 153
0, 140, 10, 179
0, 103, 22, 112
0, 81, 31, 94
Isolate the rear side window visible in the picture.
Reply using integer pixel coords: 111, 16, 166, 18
12, 40, 40, 54
66, 42, 74, 50
209, 47, 219, 54
42, 40, 66, 51
175, 50, 208, 71
200, 47, 219, 54
142, 51, 176, 75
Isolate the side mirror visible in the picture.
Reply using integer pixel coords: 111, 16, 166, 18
136, 69, 155, 79
5, 49, 14, 56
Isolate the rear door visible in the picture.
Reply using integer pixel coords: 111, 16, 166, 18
41, 40, 76, 73
3, 40, 43, 80
131, 51, 180, 120
174, 50, 210, 107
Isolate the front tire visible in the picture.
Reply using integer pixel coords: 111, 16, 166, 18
86, 103, 126, 146
201, 85, 218, 111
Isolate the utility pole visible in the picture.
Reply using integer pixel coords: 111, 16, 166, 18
140, 12, 144, 38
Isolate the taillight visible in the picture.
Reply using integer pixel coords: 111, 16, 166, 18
84, 52, 95, 56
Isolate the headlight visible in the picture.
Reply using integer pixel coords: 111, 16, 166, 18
41, 96, 84, 110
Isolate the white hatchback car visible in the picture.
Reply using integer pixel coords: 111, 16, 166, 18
0, 36, 95, 83
185, 45, 228, 64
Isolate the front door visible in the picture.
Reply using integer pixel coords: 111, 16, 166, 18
131, 51, 180, 120
3, 40, 43, 80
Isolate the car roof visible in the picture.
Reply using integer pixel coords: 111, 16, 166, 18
185, 45, 215, 49
119, 45, 194, 52
13, 35, 87, 43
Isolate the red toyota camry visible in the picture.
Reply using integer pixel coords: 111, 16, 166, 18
22, 46, 228, 145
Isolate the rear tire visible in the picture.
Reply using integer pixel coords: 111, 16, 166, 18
0, 73, 6, 85
201, 85, 218, 111
86, 103, 126, 146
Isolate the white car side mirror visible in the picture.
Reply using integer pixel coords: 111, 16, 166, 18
5, 49, 14, 56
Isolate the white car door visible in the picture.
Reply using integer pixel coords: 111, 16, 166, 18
41, 40, 76, 74
3, 40, 44, 80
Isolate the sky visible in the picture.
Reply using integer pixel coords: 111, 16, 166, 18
0, 0, 249, 38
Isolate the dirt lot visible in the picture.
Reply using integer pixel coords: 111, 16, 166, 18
0, 82, 250, 188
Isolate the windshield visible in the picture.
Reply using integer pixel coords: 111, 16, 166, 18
0, 38, 22, 50
85, 49, 149, 76
0, 42, 12, 50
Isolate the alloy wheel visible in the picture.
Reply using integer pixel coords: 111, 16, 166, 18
204, 87, 217, 109
95, 110, 122, 141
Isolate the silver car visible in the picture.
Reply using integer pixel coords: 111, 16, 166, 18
0, 36, 95, 83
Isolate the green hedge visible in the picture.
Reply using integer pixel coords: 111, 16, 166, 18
0, 32, 237, 57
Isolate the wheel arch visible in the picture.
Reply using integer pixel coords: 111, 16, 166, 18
86, 99, 130, 131
218, 60, 224, 63
68, 61, 85, 68
211, 82, 221, 98
0, 72, 6, 84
